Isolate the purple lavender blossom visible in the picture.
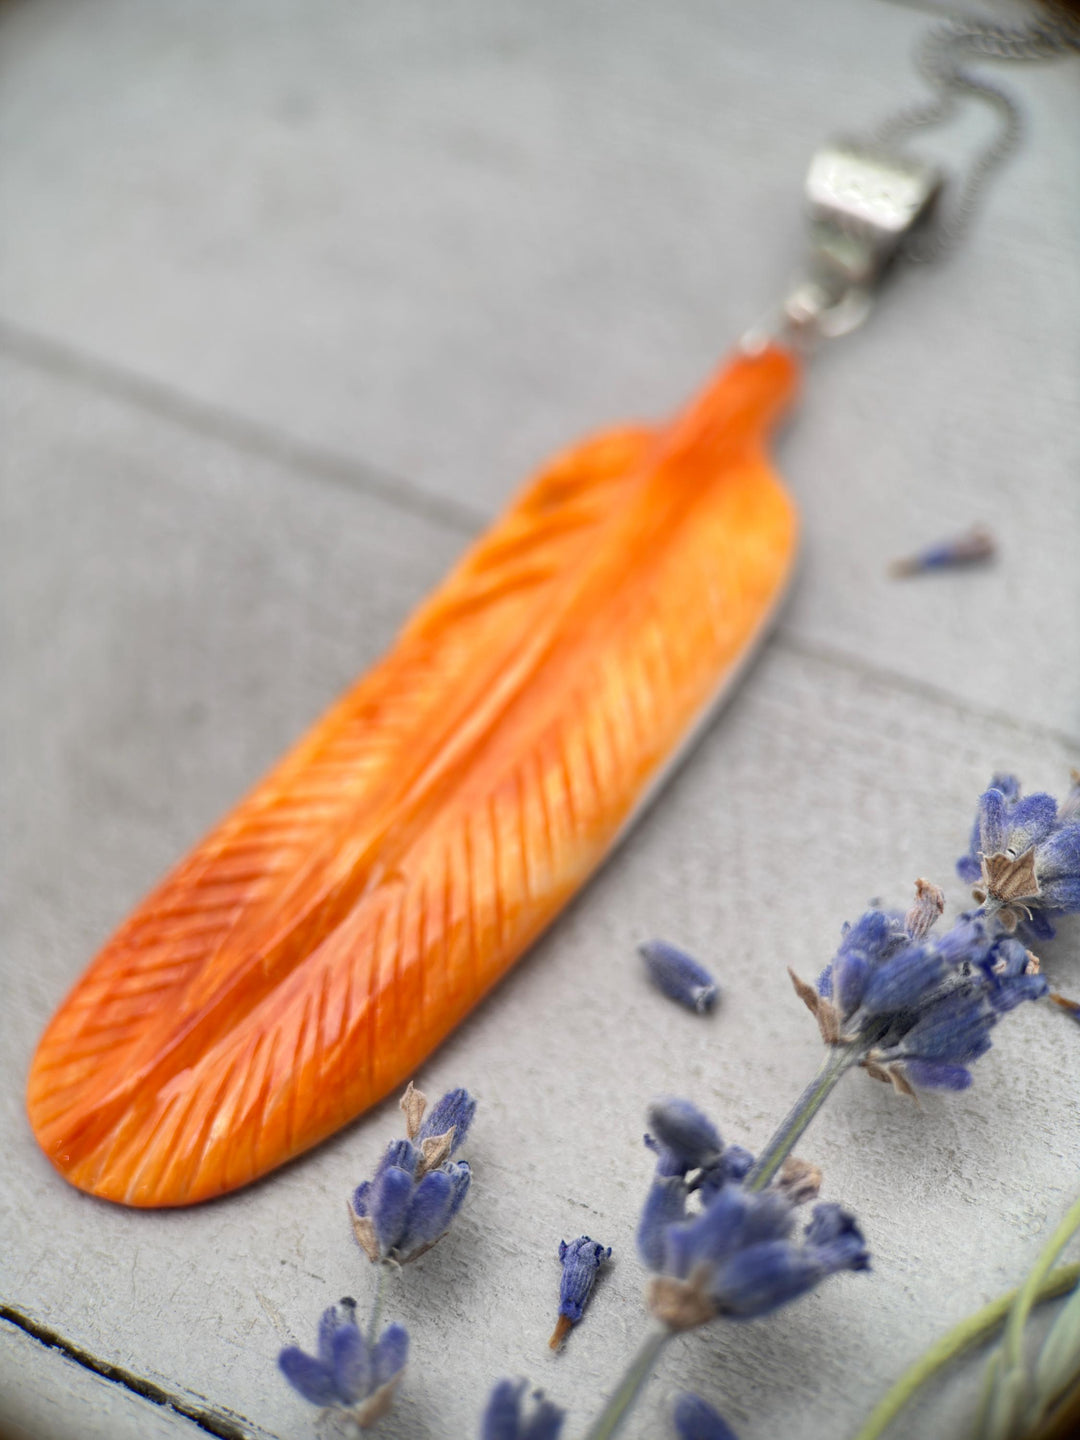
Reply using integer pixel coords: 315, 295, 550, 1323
549, 1236, 611, 1348
673, 1393, 740, 1440
637, 1101, 868, 1331
278, 1299, 408, 1424
799, 884, 1048, 1094
646, 1098, 723, 1173
481, 1379, 564, 1440
416, 1087, 477, 1148
640, 940, 719, 1013
957, 774, 1080, 939
350, 1084, 474, 1264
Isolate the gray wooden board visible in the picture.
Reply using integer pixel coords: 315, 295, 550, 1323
2, 0, 1080, 1437
0, 0, 1077, 738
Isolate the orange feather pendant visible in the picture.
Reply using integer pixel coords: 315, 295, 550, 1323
27, 344, 799, 1206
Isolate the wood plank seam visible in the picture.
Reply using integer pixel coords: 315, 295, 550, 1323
0, 1306, 272, 1440
2, 315, 1075, 756
775, 633, 1080, 754
0, 316, 482, 538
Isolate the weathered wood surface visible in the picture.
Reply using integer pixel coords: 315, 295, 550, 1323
1, 2, 1078, 1437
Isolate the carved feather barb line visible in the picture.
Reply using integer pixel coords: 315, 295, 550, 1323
27, 346, 800, 1206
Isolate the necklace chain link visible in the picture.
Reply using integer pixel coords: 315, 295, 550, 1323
870, 5, 1080, 259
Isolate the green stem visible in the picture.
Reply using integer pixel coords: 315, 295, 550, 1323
1001, 1196, 1080, 1376
973, 1192, 1080, 1438
849, 1264, 1080, 1440
745, 1044, 861, 1192
580, 1326, 671, 1440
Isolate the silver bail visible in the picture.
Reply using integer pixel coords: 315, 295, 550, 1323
782, 142, 942, 341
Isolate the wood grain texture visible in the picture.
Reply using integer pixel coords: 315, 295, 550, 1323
26, 346, 799, 1206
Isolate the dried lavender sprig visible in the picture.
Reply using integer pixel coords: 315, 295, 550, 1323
582, 765, 1069, 1440
750, 874, 1049, 1191
278, 1081, 477, 1431
585, 889, 1049, 1437
889, 524, 996, 577
349, 1083, 476, 1265
583, 1098, 869, 1440
639, 1100, 868, 1332
786, 880, 1047, 1110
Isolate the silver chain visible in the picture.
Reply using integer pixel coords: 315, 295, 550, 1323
759, 4, 1080, 347
870, 4, 1080, 259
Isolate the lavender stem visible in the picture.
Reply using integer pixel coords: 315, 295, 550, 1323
745, 1044, 862, 1192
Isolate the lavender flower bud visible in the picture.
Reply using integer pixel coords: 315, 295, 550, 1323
859, 943, 951, 1015
1038, 827, 1080, 909
803, 1203, 871, 1270
698, 1145, 755, 1197
708, 1240, 833, 1318
901, 1059, 973, 1091
957, 776, 1080, 938
957, 777, 1014, 883
481, 1379, 564, 1440
278, 1300, 408, 1425
368, 1162, 415, 1255
549, 1236, 611, 1348
397, 1168, 458, 1256
646, 1099, 722, 1173
350, 1085, 475, 1263
638, 1174, 690, 1271
418, 1087, 476, 1154
640, 940, 719, 1014
673, 1394, 740, 1440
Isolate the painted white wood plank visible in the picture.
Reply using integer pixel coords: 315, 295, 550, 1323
3, 352, 1079, 1439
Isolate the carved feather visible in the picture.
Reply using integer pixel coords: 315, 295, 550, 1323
27, 347, 799, 1206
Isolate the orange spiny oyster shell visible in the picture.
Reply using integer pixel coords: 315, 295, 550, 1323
27, 346, 799, 1206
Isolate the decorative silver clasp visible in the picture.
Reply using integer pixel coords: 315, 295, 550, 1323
770, 142, 942, 345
